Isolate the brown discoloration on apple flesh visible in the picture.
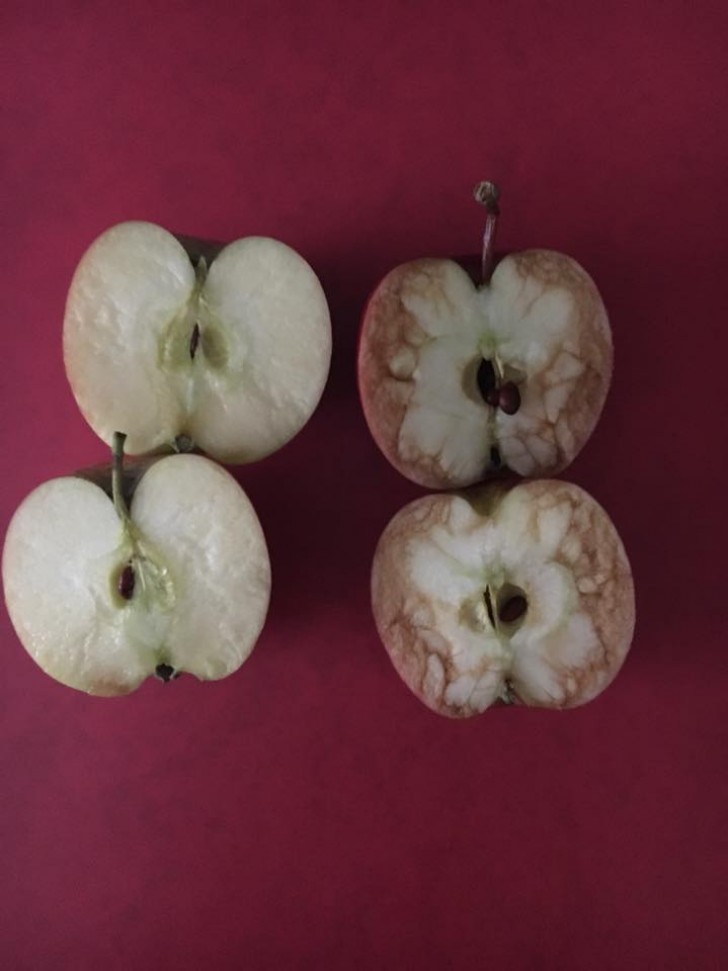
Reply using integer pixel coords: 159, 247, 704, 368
358, 251, 613, 489
501, 251, 613, 478
358, 261, 439, 485
371, 481, 634, 718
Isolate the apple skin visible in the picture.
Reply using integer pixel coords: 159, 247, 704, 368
358, 250, 613, 489
371, 479, 635, 718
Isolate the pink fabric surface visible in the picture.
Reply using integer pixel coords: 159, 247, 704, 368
2, 2, 726, 968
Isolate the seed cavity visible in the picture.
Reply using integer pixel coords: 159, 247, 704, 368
476, 359, 497, 400
189, 323, 201, 359
484, 586, 496, 627
118, 564, 135, 600
490, 446, 501, 470
475, 358, 521, 414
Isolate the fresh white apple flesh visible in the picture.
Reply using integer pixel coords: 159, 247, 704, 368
64, 222, 332, 462
371, 479, 634, 717
2, 453, 271, 696
358, 249, 612, 489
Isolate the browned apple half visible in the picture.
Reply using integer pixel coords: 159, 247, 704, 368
358, 184, 613, 488
371, 478, 635, 718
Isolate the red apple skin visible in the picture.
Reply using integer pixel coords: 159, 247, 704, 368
371, 479, 635, 718
357, 251, 613, 490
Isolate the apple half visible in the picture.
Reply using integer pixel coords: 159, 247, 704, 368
358, 183, 613, 488
371, 478, 635, 717
2, 441, 271, 695
64, 222, 332, 462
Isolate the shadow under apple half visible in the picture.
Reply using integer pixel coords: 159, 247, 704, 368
371, 478, 635, 718
2, 436, 271, 696
358, 183, 613, 489
64, 222, 332, 463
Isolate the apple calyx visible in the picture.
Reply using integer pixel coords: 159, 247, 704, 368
155, 663, 179, 683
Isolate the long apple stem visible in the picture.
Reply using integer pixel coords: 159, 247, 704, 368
473, 181, 501, 285
112, 432, 131, 523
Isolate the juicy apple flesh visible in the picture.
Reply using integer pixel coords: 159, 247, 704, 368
371, 479, 635, 718
63, 222, 332, 463
2, 445, 271, 696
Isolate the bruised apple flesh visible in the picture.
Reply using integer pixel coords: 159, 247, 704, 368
2, 438, 271, 695
64, 222, 332, 462
358, 183, 613, 488
371, 478, 635, 717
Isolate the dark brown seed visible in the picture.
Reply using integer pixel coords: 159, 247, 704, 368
485, 388, 501, 407
490, 446, 501, 469
118, 564, 135, 600
499, 595, 528, 624
498, 382, 521, 415
189, 323, 201, 359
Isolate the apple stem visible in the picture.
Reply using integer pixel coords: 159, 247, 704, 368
112, 432, 131, 524
473, 181, 501, 285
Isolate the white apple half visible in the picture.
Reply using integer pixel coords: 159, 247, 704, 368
371, 479, 634, 718
358, 185, 612, 489
2, 445, 271, 696
64, 222, 332, 463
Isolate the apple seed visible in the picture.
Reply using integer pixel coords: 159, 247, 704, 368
498, 382, 521, 415
118, 563, 135, 600
490, 446, 502, 470
498, 594, 527, 624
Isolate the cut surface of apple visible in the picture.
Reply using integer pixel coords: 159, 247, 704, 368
64, 222, 332, 462
358, 250, 612, 488
2, 453, 271, 696
371, 479, 634, 718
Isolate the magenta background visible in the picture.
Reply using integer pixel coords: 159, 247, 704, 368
2, 3, 727, 969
